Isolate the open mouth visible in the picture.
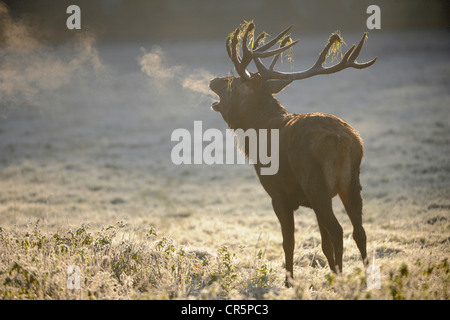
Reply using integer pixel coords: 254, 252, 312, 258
211, 100, 221, 112
209, 79, 223, 112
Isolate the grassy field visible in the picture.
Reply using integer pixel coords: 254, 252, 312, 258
0, 214, 448, 300
0, 15, 449, 300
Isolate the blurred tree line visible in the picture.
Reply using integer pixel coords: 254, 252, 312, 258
2, 0, 448, 42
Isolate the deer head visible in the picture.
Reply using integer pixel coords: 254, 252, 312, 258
210, 22, 377, 129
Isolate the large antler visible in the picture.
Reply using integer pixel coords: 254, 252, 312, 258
227, 22, 376, 83
253, 30, 377, 81
226, 22, 298, 80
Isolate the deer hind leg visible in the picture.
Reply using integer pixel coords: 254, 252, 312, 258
318, 223, 336, 271
289, 148, 343, 273
272, 198, 295, 287
338, 172, 368, 267
297, 163, 343, 273
310, 191, 343, 273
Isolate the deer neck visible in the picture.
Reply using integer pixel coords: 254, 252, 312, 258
227, 95, 291, 131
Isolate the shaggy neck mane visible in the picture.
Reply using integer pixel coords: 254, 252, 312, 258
225, 94, 293, 132
223, 94, 295, 161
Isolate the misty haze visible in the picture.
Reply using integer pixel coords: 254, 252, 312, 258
0, 1, 449, 300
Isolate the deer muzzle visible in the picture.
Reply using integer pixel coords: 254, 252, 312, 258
209, 77, 227, 112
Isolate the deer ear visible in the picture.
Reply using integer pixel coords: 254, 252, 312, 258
266, 79, 293, 94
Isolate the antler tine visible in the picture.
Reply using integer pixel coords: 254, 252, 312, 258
226, 35, 233, 59
348, 33, 377, 68
253, 32, 267, 50
227, 28, 242, 76
311, 33, 344, 70
254, 25, 293, 53
226, 23, 255, 79
269, 35, 293, 71
253, 40, 299, 59
240, 22, 255, 74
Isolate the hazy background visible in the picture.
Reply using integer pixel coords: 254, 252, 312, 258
2, 0, 448, 42
1, 0, 449, 227
1, 0, 449, 238
0, 0, 449, 299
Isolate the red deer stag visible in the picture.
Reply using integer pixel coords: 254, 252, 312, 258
209, 22, 376, 286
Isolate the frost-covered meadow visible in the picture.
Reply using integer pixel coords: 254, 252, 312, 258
0, 2, 449, 299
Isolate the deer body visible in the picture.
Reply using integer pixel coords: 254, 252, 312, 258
257, 112, 364, 208
210, 22, 375, 285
